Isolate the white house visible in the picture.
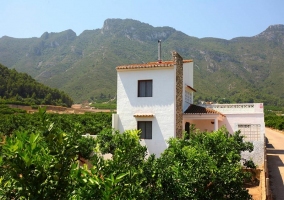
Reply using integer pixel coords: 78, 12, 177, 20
183, 103, 265, 165
112, 52, 194, 156
112, 51, 265, 165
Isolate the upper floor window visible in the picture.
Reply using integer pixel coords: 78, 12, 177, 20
138, 80, 152, 97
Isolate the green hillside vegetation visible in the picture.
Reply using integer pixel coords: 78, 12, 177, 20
0, 63, 73, 107
265, 106, 284, 130
90, 98, 116, 110
265, 113, 284, 130
0, 19, 283, 106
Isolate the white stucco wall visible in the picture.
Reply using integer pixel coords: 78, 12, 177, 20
241, 141, 264, 166
183, 62, 193, 87
218, 113, 265, 141
116, 67, 176, 156
218, 113, 265, 166
182, 62, 194, 111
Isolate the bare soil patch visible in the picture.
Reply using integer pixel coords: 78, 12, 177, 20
245, 168, 262, 200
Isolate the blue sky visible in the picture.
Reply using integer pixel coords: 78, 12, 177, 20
1, 0, 284, 40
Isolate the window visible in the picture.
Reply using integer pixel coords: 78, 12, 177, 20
137, 121, 152, 139
185, 90, 192, 104
138, 80, 152, 97
238, 124, 260, 141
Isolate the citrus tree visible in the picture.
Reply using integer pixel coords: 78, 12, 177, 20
0, 108, 95, 199
0, 109, 254, 199
154, 128, 253, 199
72, 127, 254, 199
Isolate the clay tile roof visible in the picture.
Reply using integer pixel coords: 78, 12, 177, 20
184, 104, 225, 116
116, 60, 193, 70
183, 60, 193, 63
133, 113, 154, 117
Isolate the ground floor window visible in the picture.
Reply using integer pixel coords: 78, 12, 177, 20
137, 121, 152, 139
238, 124, 261, 141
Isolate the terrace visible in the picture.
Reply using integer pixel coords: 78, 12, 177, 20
204, 103, 264, 114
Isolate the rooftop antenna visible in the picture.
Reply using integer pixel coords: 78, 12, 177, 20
158, 40, 162, 63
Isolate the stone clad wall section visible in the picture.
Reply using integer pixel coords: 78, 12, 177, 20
173, 52, 183, 138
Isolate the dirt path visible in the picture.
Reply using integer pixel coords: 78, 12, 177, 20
266, 127, 284, 199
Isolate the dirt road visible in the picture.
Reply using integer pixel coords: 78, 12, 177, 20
266, 128, 284, 199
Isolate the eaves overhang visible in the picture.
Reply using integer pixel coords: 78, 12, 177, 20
184, 104, 225, 117
133, 113, 155, 117
186, 85, 197, 92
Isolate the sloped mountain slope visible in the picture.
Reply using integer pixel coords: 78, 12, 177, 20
0, 19, 283, 105
0, 63, 73, 106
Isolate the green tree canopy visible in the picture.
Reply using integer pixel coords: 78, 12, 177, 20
0, 111, 254, 199
0, 63, 73, 107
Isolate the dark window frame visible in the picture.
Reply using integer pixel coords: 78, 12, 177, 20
137, 121, 152, 139
138, 80, 153, 97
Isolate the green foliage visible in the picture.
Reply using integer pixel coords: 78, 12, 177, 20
243, 159, 257, 169
265, 113, 284, 130
75, 128, 254, 199
73, 129, 149, 199
264, 106, 284, 130
154, 128, 253, 199
0, 112, 112, 136
0, 110, 254, 199
0, 63, 73, 107
77, 136, 96, 160
90, 102, 116, 110
0, 104, 26, 114
264, 106, 284, 112
0, 108, 95, 199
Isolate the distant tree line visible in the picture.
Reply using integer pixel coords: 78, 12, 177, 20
265, 106, 284, 130
0, 63, 73, 107
0, 111, 112, 136
195, 93, 283, 107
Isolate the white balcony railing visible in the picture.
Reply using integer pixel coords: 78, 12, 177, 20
204, 103, 263, 114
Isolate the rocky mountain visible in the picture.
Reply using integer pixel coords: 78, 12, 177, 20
0, 19, 283, 105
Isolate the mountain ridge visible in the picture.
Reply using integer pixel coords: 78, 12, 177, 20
255, 24, 284, 41
0, 19, 283, 105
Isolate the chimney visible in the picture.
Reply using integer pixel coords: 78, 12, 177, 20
158, 40, 162, 63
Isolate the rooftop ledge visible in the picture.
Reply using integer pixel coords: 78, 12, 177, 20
203, 103, 264, 114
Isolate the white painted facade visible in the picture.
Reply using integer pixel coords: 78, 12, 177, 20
212, 103, 265, 166
210, 103, 265, 140
113, 58, 194, 156
182, 63, 194, 111
115, 67, 175, 156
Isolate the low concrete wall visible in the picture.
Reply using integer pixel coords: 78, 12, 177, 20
241, 141, 264, 167
264, 137, 272, 200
